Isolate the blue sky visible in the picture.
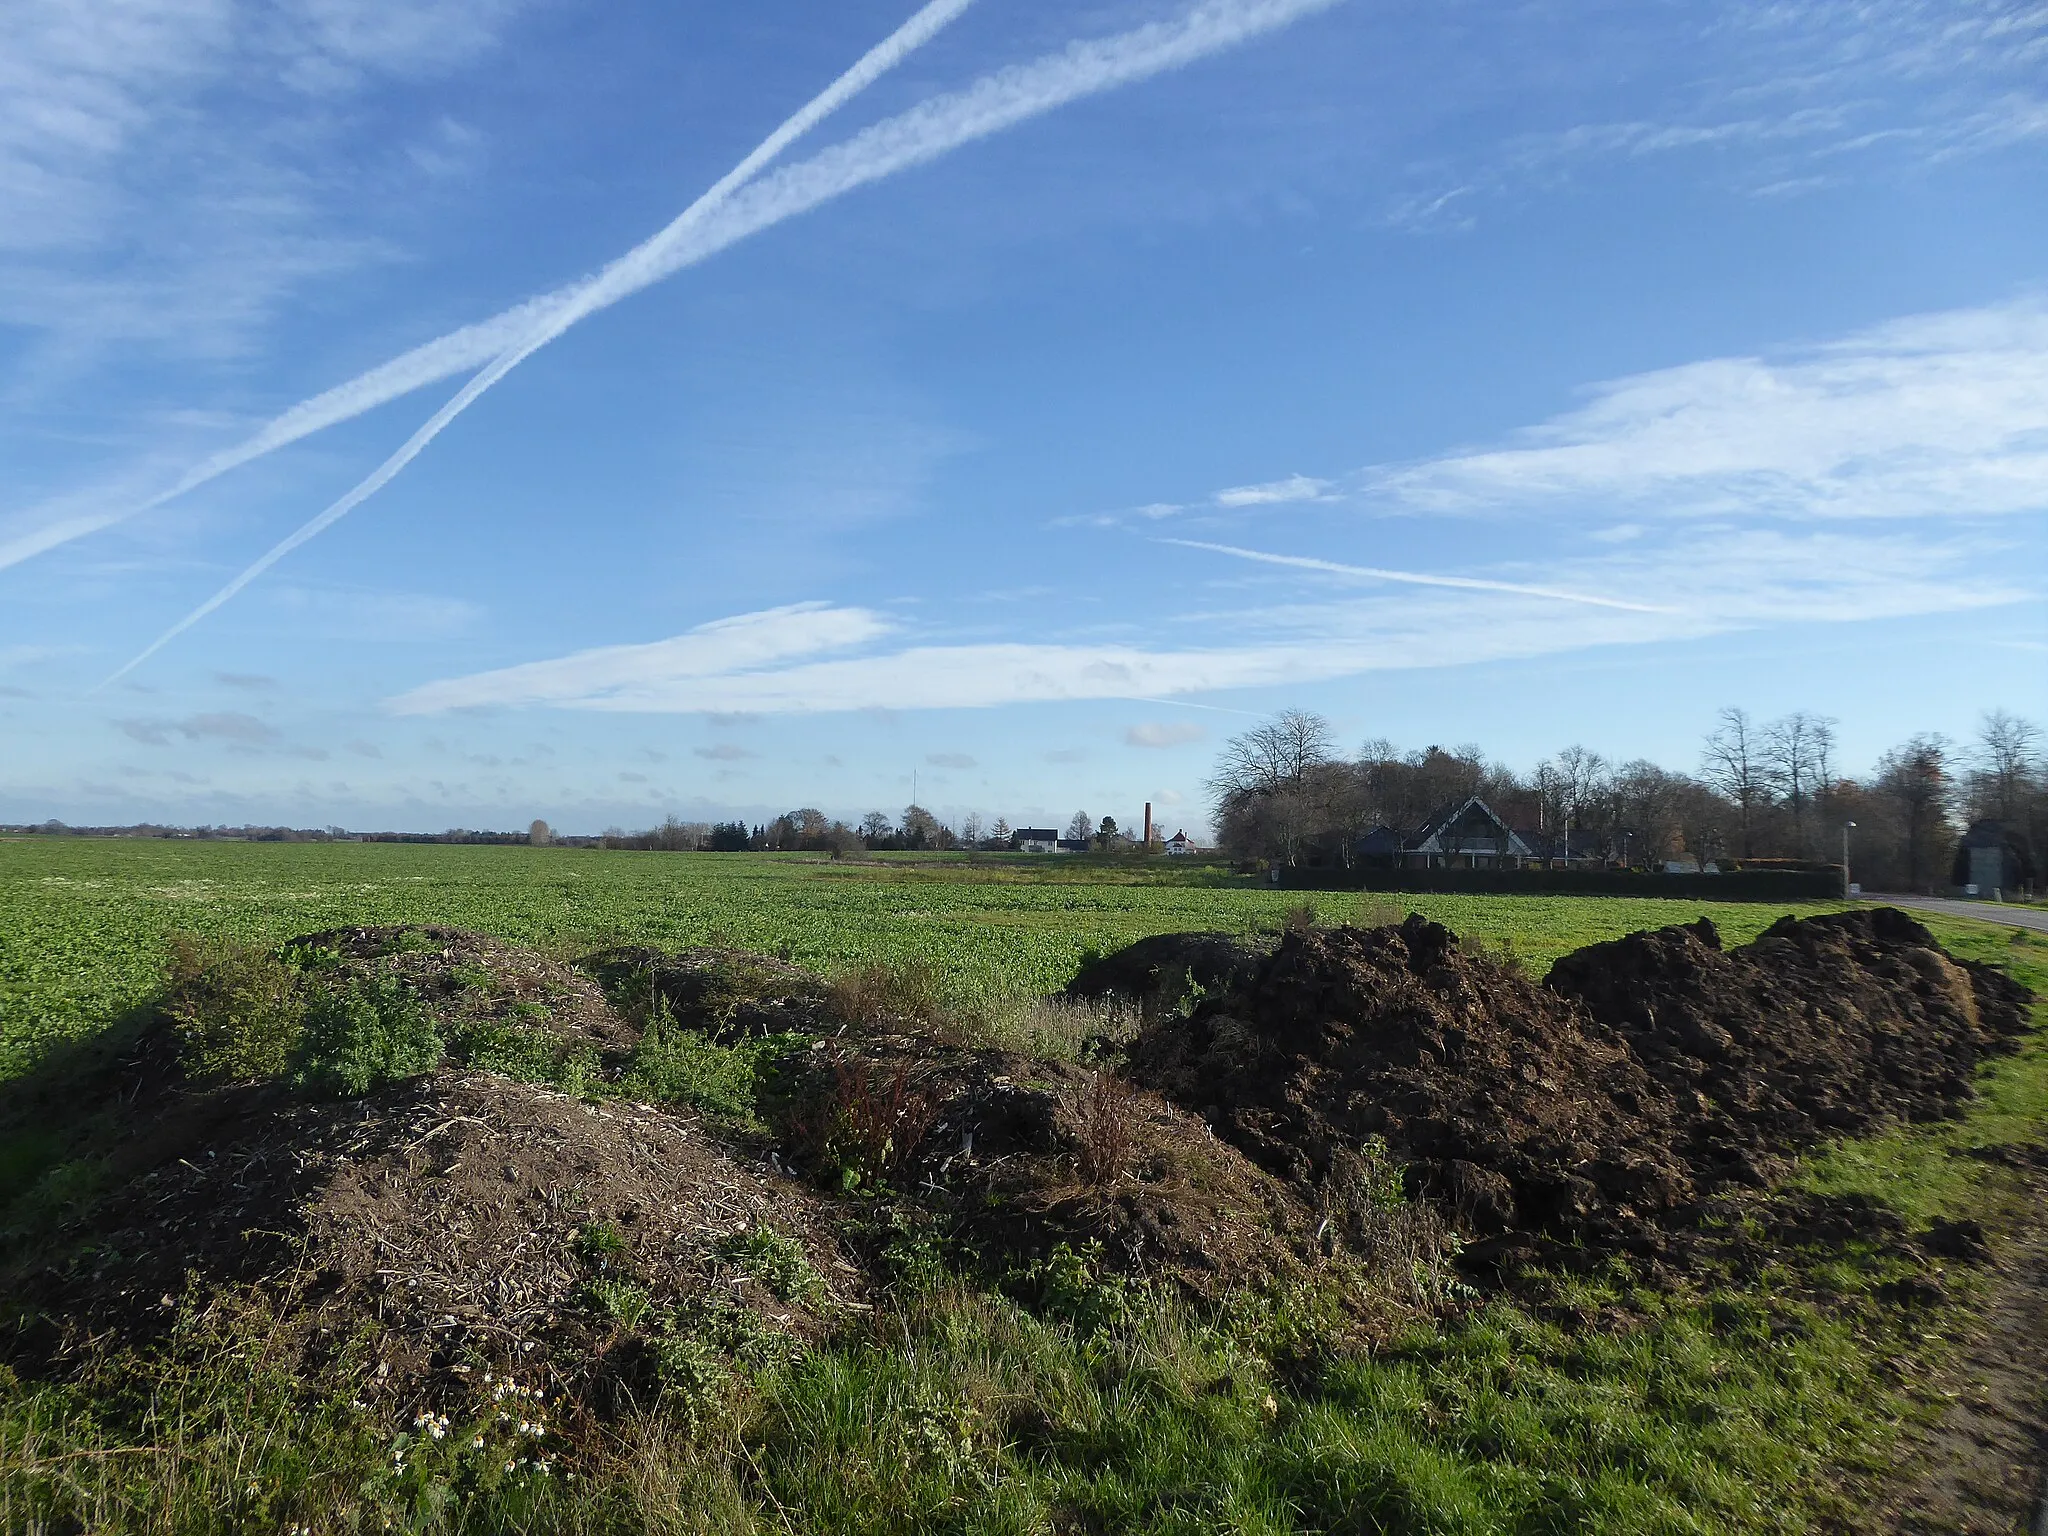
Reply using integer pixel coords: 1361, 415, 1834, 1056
2, 0, 2044, 836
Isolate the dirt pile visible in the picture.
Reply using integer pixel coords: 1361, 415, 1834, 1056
1126, 910, 2034, 1257
296, 924, 637, 1057
577, 945, 834, 1040
5, 1066, 850, 1414
1127, 916, 1694, 1244
1545, 908, 2034, 1175
1065, 932, 1271, 1012
769, 1034, 1323, 1297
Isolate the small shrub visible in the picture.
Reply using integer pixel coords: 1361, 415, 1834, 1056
161, 932, 305, 1083
292, 978, 442, 1097
653, 1335, 731, 1432
1283, 900, 1320, 934
583, 1276, 653, 1331
1021, 1240, 1145, 1335
1073, 1070, 1138, 1186
623, 1014, 761, 1120
781, 1058, 941, 1190
449, 1019, 599, 1094
826, 958, 948, 1033
714, 1225, 822, 1303
673, 1295, 803, 1373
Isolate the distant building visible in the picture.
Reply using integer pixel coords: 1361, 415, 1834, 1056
1011, 827, 1060, 853
1952, 820, 2034, 895
1055, 838, 1093, 854
1163, 830, 1200, 856
1356, 797, 1540, 870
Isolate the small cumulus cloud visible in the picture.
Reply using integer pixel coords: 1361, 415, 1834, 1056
1214, 474, 1334, 508
1125, 721, 1207, 748
694, 743, 756, 761
926, 752, 976, 769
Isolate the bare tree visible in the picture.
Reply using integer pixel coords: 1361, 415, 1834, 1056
858, 811, 892, 844
961, 811, 985, 849
1701, 707, 1770, 857
1761, 712, 1836, 857
1065, 810, 1094, 841
901, 804, 941, 850
1208, 711, 1338, 864
1208, 710, 1334, 799
1875, 735, 1953, 890
1971, 709, 2042, 821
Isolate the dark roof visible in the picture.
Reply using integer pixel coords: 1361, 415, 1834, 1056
1012, 828, 1059, 840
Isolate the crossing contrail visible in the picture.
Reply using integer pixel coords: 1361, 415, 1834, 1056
3, 0, 974, 579
1164, 538, 1678, 612
102, 0, 1345, 681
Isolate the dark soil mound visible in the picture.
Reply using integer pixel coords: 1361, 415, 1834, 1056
297, 924, 638, 1056
1127, 916, 1692, 1244
771, 1036, 1323, 1298
1545, 909, 2034, 1166
1126, 910, 2034, 1258
1066, 931, 1269, 1010
578, 946, 834, 1040
5, 1069, 851, 1417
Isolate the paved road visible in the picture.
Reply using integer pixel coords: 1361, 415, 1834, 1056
1861, 895, 2048, 936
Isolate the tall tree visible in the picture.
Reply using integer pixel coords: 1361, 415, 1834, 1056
1701, 707, 1770, 857
1761, 711, 1836, 857
1971, 709, 2041, 821
1874, 735, 1952, 890
858, 811, 892, 844
1065, 810, 1094, 842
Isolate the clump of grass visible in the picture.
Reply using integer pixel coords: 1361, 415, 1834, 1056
715, 1225, 823, 1303
621, 1008, 766, 1120
291, 976, 442, 1097
161, 931, 304, 1083
954, 989, 1140, 1061
1072, 1070, 1138, 1186
780, 1058, 941, 1191
448, 1017, 600, 1095
827, 958, 948, 1033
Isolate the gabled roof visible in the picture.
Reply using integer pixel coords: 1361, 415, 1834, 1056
1405, 796, 1533, 857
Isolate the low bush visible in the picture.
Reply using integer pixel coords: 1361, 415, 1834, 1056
291, 977, 442, 1097
826, 958, 948, 1033
160, 932, 304, 1083
781, 1057, 941, 1190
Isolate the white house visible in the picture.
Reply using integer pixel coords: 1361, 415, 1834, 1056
1163, 830, 1201, 857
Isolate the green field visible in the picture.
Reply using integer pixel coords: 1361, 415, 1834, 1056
0, 837, 1846, 1081
4, 836, 2044, 1534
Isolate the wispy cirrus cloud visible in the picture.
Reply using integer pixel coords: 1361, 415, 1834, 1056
1162, 539, 1672, 612
1364, 300, 2048, 522
389, 602, 891, 714
391, 526, 2023, 717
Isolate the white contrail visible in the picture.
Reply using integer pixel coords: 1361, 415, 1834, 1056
3, 0, 974, 578
1164, 538, 1678, 612
104, 0, 1345, 680
94, 0, 976, 683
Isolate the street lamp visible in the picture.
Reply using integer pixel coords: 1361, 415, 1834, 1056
1842, 820, 1857, 900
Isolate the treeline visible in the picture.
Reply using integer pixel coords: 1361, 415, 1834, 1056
1209, 707, 2047, 895
597, 807, 1094, 855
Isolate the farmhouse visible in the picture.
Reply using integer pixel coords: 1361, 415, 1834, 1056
1010, 827, 1060, 853
1356, 796, 1543, 870
1163, 830, 1200, 856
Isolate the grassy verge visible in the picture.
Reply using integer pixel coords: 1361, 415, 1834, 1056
5, 917, 2043, 1534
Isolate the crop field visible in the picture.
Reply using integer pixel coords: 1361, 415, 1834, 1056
6, 835, 2046, 1535
0, 836, 1844, 1081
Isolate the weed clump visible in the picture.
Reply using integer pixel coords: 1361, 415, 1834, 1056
827, 957, 949, 1033
161, 932, 304, 1082
292, 977, 442, 1097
